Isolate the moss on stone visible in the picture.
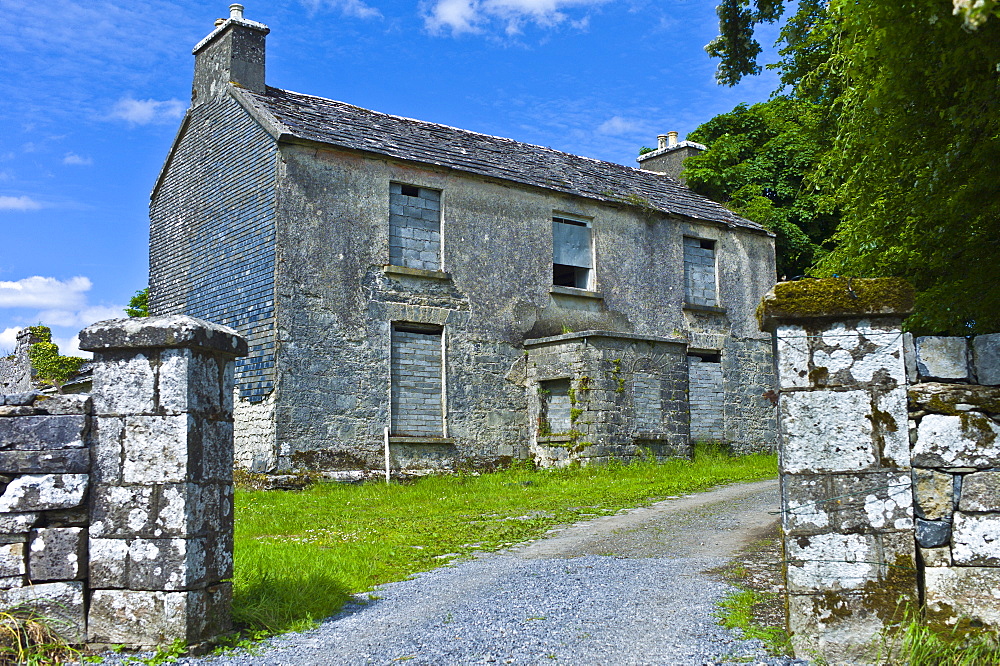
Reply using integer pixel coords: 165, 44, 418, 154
909, 384, 1000, 416
757, 278, 915, 331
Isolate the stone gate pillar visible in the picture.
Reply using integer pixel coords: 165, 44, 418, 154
79, 316, 247, 649
758, 278, 917, 662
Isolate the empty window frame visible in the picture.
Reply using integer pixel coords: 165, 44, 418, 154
389, 183, 442, 271
683, 237, 717, 307
539, 378, 572, 434
552, 215, 593, 289
390, 324, 445, 437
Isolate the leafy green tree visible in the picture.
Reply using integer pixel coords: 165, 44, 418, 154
126, 287, 149, 317
705, 0, 1000, 334
682, 96, 838, 279
26, 326, 86, 394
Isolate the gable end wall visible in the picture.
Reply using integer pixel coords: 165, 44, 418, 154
148, 95, 277, 408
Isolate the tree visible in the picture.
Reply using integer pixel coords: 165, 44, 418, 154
26, 326, 86, 394
706, 0, 1000, 334
682, 96, 838, 279
126, 287, 150, 317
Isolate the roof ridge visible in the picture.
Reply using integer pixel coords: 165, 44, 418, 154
260, 86, 684, 185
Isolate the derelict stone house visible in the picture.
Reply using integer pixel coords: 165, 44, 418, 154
148, 5, 778, 473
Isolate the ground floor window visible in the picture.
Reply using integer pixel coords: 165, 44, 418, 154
391, 324, 444, 437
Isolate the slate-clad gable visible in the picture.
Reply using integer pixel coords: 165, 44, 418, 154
237, 87, 765, 234
149, 95, 277, 403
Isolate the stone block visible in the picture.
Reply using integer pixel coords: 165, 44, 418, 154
28, 528, 86, 581
780, 390, 877, 473
912, 414, 1000, 468
0, 543, 25, 577
199, 419, 234, 481
32, 394, 92, 415
0, 576, 23, 589
159, 349, 228, 417
811, 320, 906, 388
788, 591, 911, 665
952, 512, 1000, 565
920, 546, 951, 567
785, 531, 916, 594
87, 583, 232, 646
0, 474, 87, 512
915, 336, 969, 381
0, 415, 88, 450
903, 332, 917, 383
782, 471, 912, 535
915, 518, 951, 548
925, 567, 1000, 630
122, 415, 192, 484
974, 333, 1000, 385
0, 448, 90, 475
3, 392, 39, 407
79, 315, 247, 358
0, 513, 37, 535
775, 325, 810, 389
875, 387, 910, 467
912, 468, 954, 520
908, 382, 1000, 415
91, 534, 231, 591
0, 581, 85, 644
90, 351, 156, 415
958, 471, 1000, 511
91, 482, 232, 539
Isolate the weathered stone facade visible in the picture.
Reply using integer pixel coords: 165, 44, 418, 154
761, 278, 1000, 662
0, 316, 245, 650
149, 8, 778, 473
0, 328, 43, 394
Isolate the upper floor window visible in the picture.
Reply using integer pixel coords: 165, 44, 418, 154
683, 236, 717, 307
552, 215, 592, 289
390, 183, 441, 271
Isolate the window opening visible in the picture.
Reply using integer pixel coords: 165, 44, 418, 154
391, 324, 444, 437
683, 236, 717, 306
688, 352, 724, 442
389, 182, 441, 271
552, 215, 592, 289
538, 378, 572, 434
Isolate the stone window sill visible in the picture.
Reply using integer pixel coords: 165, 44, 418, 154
537, 434, 575, 444
550, 285, 603, 300
383, 265, 451, 281
389, 436, 455, 445
683, 302, 726, 314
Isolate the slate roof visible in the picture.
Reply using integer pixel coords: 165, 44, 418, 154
240, 87, 765, 232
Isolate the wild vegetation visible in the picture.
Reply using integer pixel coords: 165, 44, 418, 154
26, 326, 85, 394
685, 0, 1000, 335
232, 445, 777, 635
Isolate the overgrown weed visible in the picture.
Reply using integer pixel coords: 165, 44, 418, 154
233, 443, 777, 636
0, 605, 78, 665
881, 610, 1000, 665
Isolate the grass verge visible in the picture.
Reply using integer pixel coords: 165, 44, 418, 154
881, 611, 1000, 665
711, 522, 792, 657
233, 444, 777, 635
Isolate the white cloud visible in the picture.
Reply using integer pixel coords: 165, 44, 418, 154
109, 97, 186, 126
52, 334, 89, 359
0, 276, 92, 309
424, 0, 610, 35
0, 196, 42, 212
36, 305, 123, 329
62, 152, 93, 166
0, 327, 18, 354
597, 116, 646, 136
299, 0, 382, 19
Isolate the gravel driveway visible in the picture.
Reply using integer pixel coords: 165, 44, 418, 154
144, 479, 806, 666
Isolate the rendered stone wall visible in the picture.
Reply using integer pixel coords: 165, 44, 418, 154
525, 330, 689, 467
0, 316, 246, 650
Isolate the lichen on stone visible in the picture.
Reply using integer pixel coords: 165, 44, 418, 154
757, 277, 915, 331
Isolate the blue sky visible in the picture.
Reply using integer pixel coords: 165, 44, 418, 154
0, 0, 779, 356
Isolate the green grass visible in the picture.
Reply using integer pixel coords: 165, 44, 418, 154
714, 588, 791, 656
882, 614, 1000, 665
232, 444, 777, 635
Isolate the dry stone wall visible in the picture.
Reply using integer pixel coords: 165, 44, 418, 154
760, 279, 1000, 662
0, 316, 245, 650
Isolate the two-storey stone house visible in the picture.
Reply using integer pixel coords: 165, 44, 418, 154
149, 6, 778, 473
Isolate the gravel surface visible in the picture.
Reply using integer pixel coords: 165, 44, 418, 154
102, 479, 811, 666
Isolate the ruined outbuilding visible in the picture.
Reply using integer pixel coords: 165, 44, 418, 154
149, 5, 778, 473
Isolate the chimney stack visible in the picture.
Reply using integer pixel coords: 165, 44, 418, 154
636, 131, 707, 183
657, 134, 668, 151
192, 4, 270, 105
667, 131, 678, 148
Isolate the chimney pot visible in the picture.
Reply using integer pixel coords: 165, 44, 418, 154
667, 131, 678, 148
230, 3, 244, 20
214, 18, 226, 26
657, 134, 668, 151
